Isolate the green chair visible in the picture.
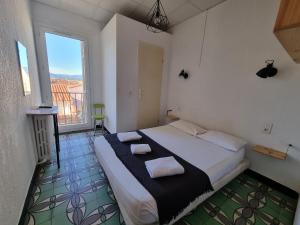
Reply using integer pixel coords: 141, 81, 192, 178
92, 103, 105, 135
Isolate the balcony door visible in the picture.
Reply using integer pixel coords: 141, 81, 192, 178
42, 31, 91, 133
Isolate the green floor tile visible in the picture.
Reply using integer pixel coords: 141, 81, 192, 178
34, 188, 54, 204
52, 210, 73, 225
94, 185, 113, 204
53, 184, 68, 195
208, 193, 228, 206
30, 209, 52, 225
205, 217, 223, 225
81, 191, 97, 204
35, 182, 54, 194
280, 208, 296, 223
83, 199, 102, 217
183, 207, 211, 224
36, 220, 52, 225
103, 211, 123, 225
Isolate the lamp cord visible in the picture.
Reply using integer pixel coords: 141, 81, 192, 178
199, 10, 208, 67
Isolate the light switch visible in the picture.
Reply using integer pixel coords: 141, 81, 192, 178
262, 123, 273, 134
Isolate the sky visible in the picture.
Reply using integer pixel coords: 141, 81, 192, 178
17, 41, 28, 71
45, 32, 83, 76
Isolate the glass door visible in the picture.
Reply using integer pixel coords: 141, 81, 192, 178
44, 32, 90, 132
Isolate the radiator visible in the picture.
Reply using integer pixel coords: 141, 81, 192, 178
33, 115, 51, 163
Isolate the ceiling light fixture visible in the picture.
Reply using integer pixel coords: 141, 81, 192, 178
146, 0, 169, 33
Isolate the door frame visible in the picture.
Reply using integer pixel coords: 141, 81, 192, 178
35, 24, 92, 133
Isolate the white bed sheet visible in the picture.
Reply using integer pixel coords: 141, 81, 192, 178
141, 125, 245, 184
94, 125, 246, 225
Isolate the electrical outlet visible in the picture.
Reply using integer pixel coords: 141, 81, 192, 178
262, 123, 273, 134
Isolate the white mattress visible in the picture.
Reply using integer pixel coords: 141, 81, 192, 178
94, 125, 246, 225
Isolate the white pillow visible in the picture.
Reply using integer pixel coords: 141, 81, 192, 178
169, 120, 207, 136
197, 130, 247, 151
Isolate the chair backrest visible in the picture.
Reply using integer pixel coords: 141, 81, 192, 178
93, 103, 104, 114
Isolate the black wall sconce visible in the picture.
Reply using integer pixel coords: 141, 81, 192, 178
256, 60, 278, 79
179, 70, 189, 79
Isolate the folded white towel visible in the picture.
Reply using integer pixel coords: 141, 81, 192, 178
117, 132, 142, 142
131, 144, 151, 154
145, 156, 185, 178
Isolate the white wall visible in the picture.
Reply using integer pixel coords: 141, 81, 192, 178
167, 0, 300, 192
0, 0, 41, 224
116, 14, 171, 132
31, 2, 103, 129
101, 16, 118, 133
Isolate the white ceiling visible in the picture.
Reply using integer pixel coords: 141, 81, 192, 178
33, 0, 226, 27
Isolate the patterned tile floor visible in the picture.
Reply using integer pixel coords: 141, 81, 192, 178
22, 132, 298, 225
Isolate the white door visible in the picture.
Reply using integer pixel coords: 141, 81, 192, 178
137, 42, 164, 129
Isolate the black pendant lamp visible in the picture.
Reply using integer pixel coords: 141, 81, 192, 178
256, 60, 278, 78
146, 0, 169, 33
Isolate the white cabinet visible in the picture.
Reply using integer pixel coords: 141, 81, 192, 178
101, 14, 171, 132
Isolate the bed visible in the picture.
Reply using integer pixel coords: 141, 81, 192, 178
94, 124, 250, 225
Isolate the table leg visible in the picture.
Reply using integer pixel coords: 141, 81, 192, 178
53, 114, 60, 169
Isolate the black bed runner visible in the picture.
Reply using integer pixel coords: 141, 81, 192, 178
104, 131, 213, 224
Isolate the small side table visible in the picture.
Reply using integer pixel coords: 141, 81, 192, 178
27, 106, 61, 168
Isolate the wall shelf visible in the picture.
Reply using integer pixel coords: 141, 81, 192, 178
254, 145, 287, 160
